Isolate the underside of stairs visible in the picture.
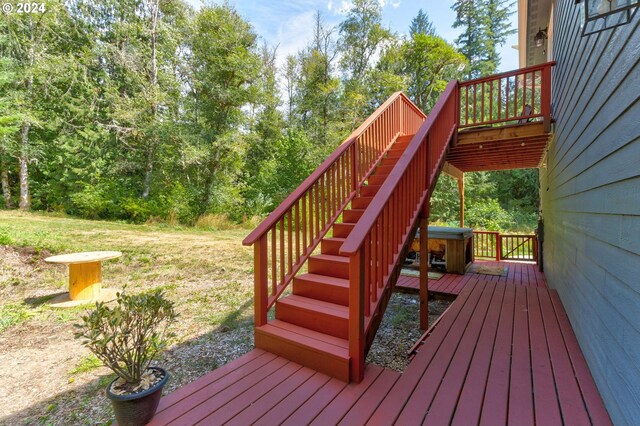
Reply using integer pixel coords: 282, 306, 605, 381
254, 135, 415, 382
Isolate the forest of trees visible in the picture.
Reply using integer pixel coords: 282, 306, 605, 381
0, 0, 538, 231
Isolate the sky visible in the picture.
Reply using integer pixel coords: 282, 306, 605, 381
186, 0, 520, 73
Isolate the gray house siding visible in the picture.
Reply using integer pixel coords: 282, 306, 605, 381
540, 2, 640, 425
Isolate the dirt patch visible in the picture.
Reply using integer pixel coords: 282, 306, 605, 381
366, 292, 452, 372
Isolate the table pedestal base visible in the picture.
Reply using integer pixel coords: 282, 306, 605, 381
48, 288, 119, 308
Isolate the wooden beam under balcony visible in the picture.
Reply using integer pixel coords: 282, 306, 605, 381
447, 122, 551, 172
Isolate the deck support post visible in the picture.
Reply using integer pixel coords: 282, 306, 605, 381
254, 236, 269, 326
419, 214, 429, 330
458, 176, 464, 227
348, 248, 365, 383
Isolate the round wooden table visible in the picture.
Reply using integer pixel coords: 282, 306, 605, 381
45, 251, 122, 307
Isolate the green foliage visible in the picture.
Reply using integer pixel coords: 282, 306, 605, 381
74, 289, 177, 385
0, 0, 534, 235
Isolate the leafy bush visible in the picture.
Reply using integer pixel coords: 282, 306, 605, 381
465, 198, 513, 231
74, 289, 177, 386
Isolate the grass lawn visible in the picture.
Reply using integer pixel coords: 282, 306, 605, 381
0, 211, 256, 425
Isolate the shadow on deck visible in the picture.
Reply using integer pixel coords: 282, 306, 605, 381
148, 263, 611, 425
397, 259, 546, 297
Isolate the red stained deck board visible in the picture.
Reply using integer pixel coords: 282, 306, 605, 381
166, 356, 290, 425
508, 285, 535, 426
477, 285, 516, 426
450, 284, 509, 426
153, 349, 266, 415
368, 280, 488, 425
308, 364, 385, 425
527, 287, 563, 425
194, 362, 304, 425
538, 289, 593, 425
424, 283, 505, 425
149, 351, 278, 425
396, 280, 496, 424
336, 368, 401, 425
250, 372, 333, 426
549, 292, 613, 426
280, 377, 347, 426
225, 366, 317, 426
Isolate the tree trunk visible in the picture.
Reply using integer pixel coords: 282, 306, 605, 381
142, 0, 160, 199
0, 143, 15, 209
1, 165, 14, 209
19, 123, 30, 210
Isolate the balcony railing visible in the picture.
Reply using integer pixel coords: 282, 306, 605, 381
458, 62, 555, 131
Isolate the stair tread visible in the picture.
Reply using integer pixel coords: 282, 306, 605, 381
279, 294, 348, 318
258, 320, 349, 354
311, 253, 349, 263
323, 237, 347, 243
296, 273, 349, 287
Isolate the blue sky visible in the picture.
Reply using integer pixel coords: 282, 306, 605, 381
187, 1, 519, 72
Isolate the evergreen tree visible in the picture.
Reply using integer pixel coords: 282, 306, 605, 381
409, 9, 436, 36
452, 0, 515, 78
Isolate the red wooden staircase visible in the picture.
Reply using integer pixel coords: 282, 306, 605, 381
243, 63, 555, 383
254, 135, 415, 381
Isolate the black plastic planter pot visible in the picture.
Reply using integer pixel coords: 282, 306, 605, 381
106, 367, 169, 426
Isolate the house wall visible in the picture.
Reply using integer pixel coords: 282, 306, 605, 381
540, 3, 640, 425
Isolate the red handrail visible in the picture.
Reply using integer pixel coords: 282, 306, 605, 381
458, 61, 555, 131
243, 92, 426, 327
340, 80, 459, 381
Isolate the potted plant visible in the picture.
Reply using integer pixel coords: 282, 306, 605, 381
75, 289, 177, 426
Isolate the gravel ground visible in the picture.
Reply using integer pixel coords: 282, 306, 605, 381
366, 292, 452, 372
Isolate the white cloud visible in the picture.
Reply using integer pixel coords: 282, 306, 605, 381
328, 0, 333, 11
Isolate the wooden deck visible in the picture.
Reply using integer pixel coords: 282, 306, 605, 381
396, 259, 547, 296
149, 274, 611, 425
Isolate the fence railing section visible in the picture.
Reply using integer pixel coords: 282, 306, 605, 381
243, 92, 425, 327
473, 231, 538, 262
458, 61, 555, 131
340, 80, 458, 382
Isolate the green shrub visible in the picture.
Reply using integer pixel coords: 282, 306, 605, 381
74, 289, 177, 387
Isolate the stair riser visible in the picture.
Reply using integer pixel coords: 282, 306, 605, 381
321, 239, 343, 255
361, 185, 381, 197
352, 197, 372, 209
333, 223, 355, 238
368, 174, 387, 186
343, 209, 364, 223
387, 149, 404, 159
309, 257, 349, 279
376, 165, 395, 175
276, 302, 348, 339
255, 329, 349, 382
293, 278, 349, 306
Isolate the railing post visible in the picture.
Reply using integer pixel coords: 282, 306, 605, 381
419, 215, 429, 331
496, 233, 502, 261
351, 142, 359, 193
348, 248, 365, 383
254, 236, 268, 327
542, 64, 552, 133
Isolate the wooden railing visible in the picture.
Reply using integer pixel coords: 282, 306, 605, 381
459, 61, 555, 131
340, 81, 459, 381
473, 231, 501, 261
473, 230, 538, 262
243, 92, 425, 327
